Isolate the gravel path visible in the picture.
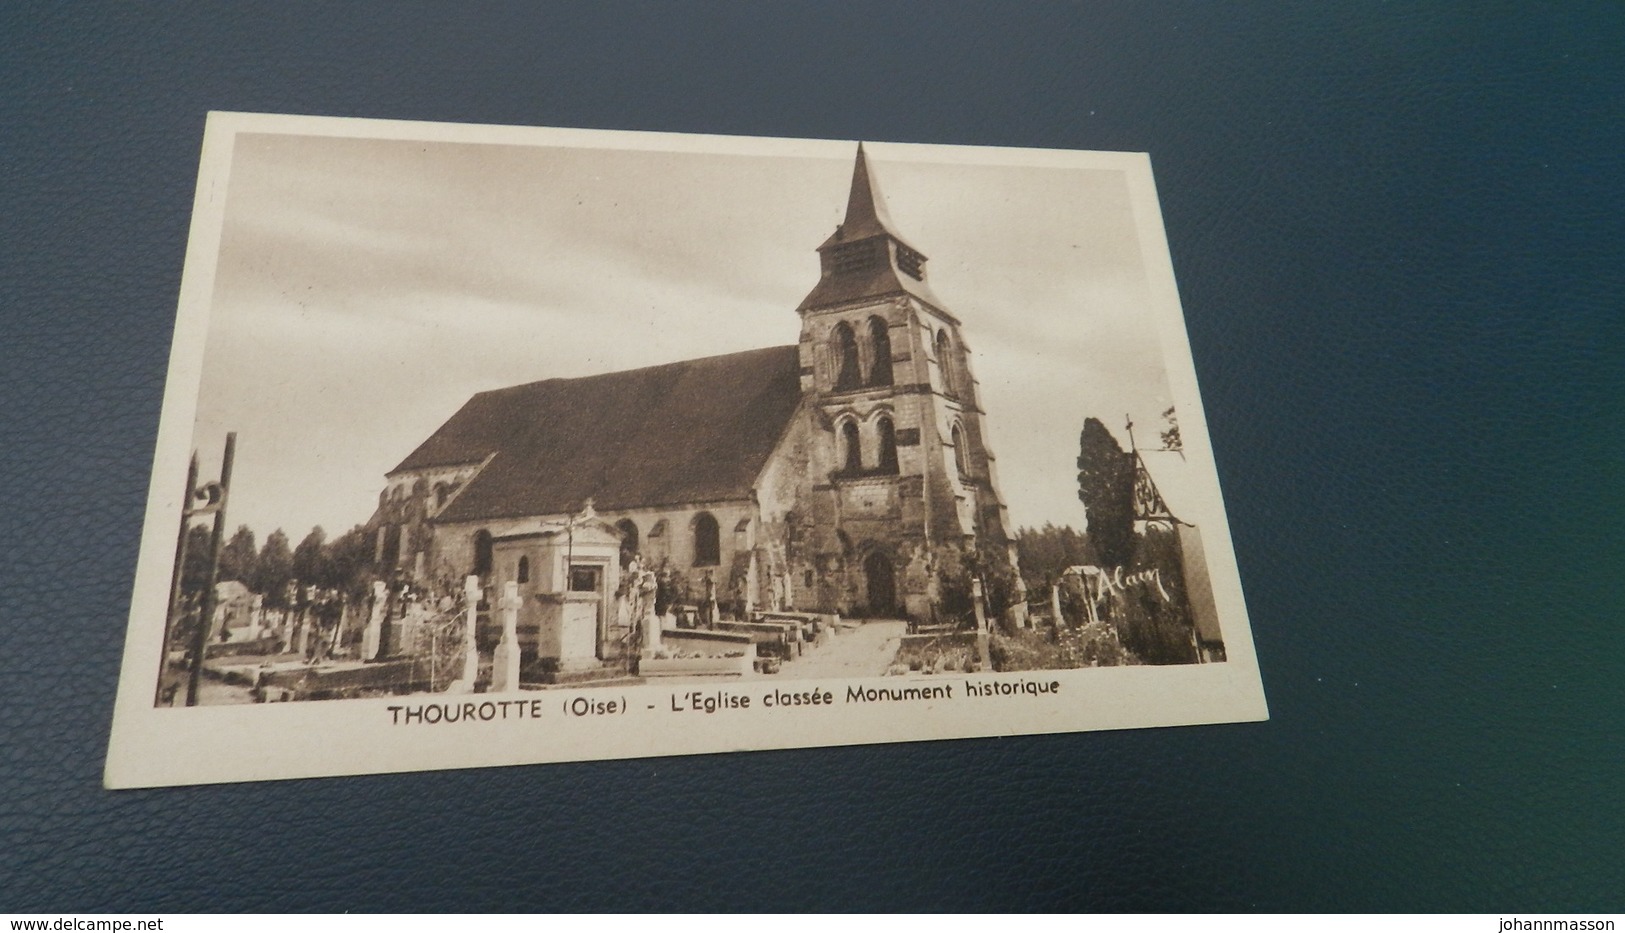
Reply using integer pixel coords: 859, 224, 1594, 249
777, 620, 908, 679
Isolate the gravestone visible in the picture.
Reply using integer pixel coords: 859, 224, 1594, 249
363, 580, 385, 661
638, 570, 661, 657
450, 574, 480, 693
491, 582, 522, 692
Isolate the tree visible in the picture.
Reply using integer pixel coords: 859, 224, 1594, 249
934, 541, 1022, 626
218, 525, 257, 584
1015, 523, 1095, 591
291, 526, 329, 590
1076, 417, 1136, 568
253, 529, 294, 608
975, 542, 1022, 620
324, 524, 377, 597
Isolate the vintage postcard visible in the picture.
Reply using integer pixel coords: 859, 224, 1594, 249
106, 112, 1267, 788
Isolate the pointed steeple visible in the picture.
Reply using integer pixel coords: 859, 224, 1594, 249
821, 142, 906, 248
799, 144, 941, 313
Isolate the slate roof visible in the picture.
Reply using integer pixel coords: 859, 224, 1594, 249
799, 144, 950, 314
396, 345, 803, 522
797, 250, 948, 313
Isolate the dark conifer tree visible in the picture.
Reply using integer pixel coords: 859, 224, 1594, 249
1076, 418, 1136, 568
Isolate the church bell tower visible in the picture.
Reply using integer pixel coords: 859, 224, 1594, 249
792, 144, 1013, 618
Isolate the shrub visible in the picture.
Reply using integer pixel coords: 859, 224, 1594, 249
893, 632, 978, 675
989, 626, 1141, 672
934, 542, 1022, 626
1112, 528, 1198, 665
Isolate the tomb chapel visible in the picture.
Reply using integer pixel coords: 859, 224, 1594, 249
369, 145, 1016, 620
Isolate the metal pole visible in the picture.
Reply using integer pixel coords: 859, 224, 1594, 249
186, 432, 236, 707
155, 453, 200, 705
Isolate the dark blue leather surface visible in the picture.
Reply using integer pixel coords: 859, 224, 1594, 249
3, 2, 1621, 912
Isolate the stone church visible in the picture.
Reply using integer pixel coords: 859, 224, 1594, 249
370, 145, 1015, 620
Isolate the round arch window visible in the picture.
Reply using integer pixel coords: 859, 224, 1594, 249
877, 415, 899, 474
692, 512, 721, 567
867, 316, 893, 386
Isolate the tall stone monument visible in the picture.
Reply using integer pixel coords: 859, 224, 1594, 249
363, 580, 386, 661
491, 581, 522, 692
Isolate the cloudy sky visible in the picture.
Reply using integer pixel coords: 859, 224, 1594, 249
183, 123, 1178, 542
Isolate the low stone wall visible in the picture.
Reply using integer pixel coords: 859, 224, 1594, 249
255, 659, 425, 699
477, 618, 539, 654
637, 655, 752, 678
756, 610, 840, 632
714, 620, 798, 643
204, 636, 281, 659
660, 628, 753, 654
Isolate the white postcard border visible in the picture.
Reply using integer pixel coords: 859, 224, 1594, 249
107, 112, 1267, 789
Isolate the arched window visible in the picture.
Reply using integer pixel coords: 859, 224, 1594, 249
382, 524, 401, 569
840, 419, 862, 472
950, 424, 969, 477
833, 322, 861, 391
615, 519, 639, 565
472, 529, 493, 578
877, 415, 899, 474
693, 512, 721, 567
935, 330, 957, 397
646, 519, 669, 561
516, 555, 530, 584
867, 316, 893, 386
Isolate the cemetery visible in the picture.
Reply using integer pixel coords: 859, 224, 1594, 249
162, 510, 870, 704
158, 480, 1230, 704
157, 415, 1227, 704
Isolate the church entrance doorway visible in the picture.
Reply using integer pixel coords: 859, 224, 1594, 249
863, 551, 896, 617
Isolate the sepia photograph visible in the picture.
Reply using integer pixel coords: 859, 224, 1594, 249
106, 113, 1266, 787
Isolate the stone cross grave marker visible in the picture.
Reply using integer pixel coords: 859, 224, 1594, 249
492, 582, 523, 692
